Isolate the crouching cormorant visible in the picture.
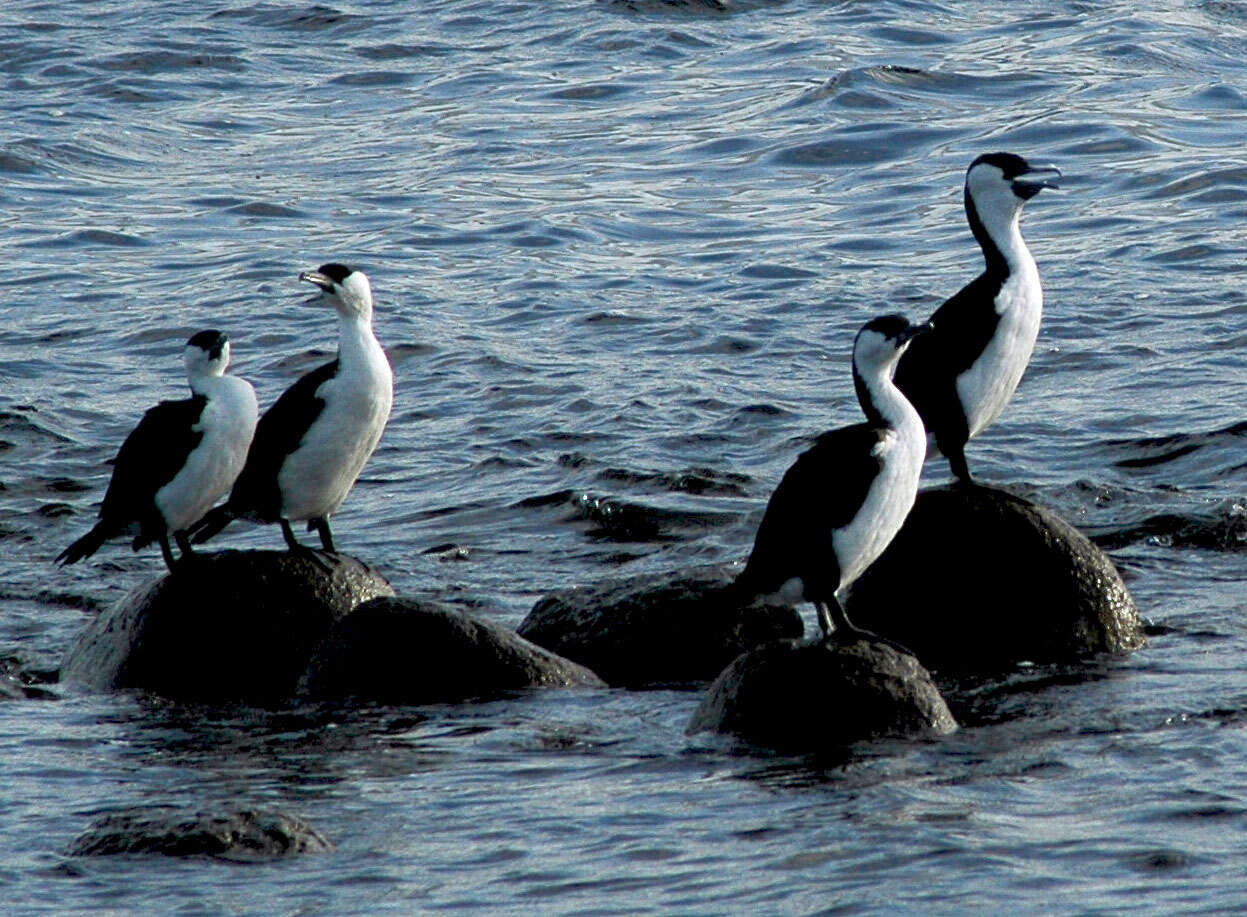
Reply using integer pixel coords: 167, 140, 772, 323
56, 330, 258, 571
734, 315, 931, 645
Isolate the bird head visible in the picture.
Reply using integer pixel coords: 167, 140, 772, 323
965, 152, 1061, 220
299, 263, 374, 321
853, 315, 932, 376
184, 329, 230, 378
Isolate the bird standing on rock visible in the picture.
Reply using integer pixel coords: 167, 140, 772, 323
894, 152, 1060, 484
56, 331, 259, 572
190, 264, 393, 556
734, 315, 931, 646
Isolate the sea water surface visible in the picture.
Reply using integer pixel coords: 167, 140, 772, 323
1, 0, 1245, 912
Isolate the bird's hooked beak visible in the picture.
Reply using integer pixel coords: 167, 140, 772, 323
1012, 165, 1062, 199
899, 320, 934, 345
299, 269, 336, 294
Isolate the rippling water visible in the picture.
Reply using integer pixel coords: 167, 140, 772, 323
2, 0, 1246, 911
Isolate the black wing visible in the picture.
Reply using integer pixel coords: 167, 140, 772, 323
893, 272, 1003, 450
58, 396, 205, 564
226, 359, 338, 521
738, 423, 885, 599
100, 396, 206, 534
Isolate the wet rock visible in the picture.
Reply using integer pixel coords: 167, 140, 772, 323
518, 564, 803, 687
302, 596, 605, 702
0, 677, 31, 701
687, 638, 957, 750
0, 657, 58, 700
0, 675, 57, 701
60, 550, 394, 701
845, 485, 1146, 671
68, 807, 331, 860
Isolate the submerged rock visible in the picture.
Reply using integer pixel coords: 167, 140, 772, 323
68, 807, 331, 860
519, 564, 803, 687
302, 596, 605, 702
687, 638, 957, 750
845, 485, 1146, 671
60, 550, 394, 701
0, 657, 58, 700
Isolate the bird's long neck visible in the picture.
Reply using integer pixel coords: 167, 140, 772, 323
187, 370, 222, 399
337, 311, 381, 366
965, 187, 1034, 280
854, 360, 920, 434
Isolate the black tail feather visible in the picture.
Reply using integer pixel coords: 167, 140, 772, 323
55, 523, 112, 566
189, 506, 234, 545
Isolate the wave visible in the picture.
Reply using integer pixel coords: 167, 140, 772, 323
514, 487, 734, 543
1106, 422, 1247, 476
1090, 500, 1247, 552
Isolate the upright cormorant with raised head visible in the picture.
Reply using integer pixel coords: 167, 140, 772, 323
894, 152, 1060, 484
191, 264, 393, 555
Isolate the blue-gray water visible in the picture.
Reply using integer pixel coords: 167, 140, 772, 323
2, 0, 1246, 912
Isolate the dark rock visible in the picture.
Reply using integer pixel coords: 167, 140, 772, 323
0, 677, 30, 700
845, 485, 1146, 671
68, 807, 331, 860
518, 564, 804, 687
302, 596, 606, 702
0, 676, 57, 701
687, 638, 957, 750
60, 550, 394, 701
0, 656, 58, 700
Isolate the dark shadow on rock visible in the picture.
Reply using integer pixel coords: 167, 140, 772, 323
67, 807, 331, 860
845, 485, 1146, 672
60, 550, 394, 702
518, 564, 803, 688
302, 596, 606, 703
687, 638, 957, 751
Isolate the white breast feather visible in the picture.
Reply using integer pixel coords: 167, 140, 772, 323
155, 376, 258, 532
276, 328, 393, 522
831, 414, 925, 591
956, 259, 1042, 439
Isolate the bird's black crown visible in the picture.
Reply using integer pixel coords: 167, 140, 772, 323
186, 329, 227, 357
970, 152, 1033, 180
859, 314, 914, 342
316, 263, 355, 284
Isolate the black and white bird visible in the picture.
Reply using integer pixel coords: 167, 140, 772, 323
190, 264, 393, 555
734, 315, 931, 644
56, 330, 259, 572
893, 152, 1060, 484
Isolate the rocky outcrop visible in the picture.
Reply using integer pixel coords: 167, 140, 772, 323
845, 485, 1146, 671
302, 596, 605, 702
519, 564, 804, 687
67, 808, 331, 859
687, 638, 957, 750
60, 550, 394, 702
